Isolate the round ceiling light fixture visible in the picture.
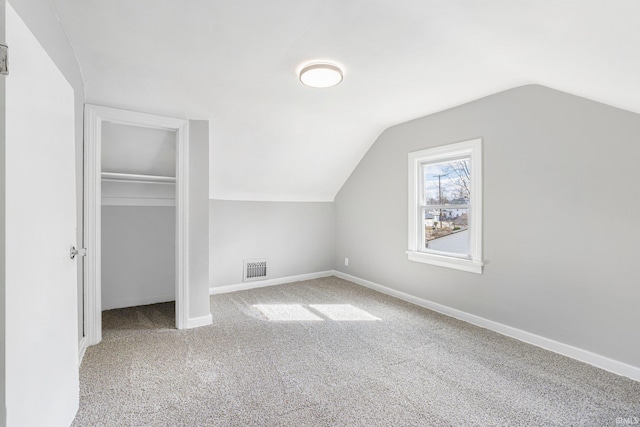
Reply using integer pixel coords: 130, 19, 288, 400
299, 62, 343, 88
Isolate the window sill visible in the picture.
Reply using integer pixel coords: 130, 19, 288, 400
406, 251, 483, 274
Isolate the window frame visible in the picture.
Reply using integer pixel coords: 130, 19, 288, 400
407, 138, 483, 274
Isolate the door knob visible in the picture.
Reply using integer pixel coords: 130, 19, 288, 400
70, 246, 87, 259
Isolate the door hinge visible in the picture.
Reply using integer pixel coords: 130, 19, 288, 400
0, 44, 8, 75
70, 246, 87, 259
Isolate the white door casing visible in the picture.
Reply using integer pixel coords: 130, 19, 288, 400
84, 105, 189, 346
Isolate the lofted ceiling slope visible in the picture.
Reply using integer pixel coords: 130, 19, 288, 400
51, 0, 640, 201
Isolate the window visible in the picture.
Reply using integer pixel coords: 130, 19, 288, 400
407, 138, 483, 274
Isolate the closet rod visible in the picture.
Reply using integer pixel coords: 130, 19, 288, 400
101, 172, 176, 184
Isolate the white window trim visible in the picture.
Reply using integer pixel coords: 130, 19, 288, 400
407, 138, 483, 274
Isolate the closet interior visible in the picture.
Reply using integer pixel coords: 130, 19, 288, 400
100, 122, 177, 313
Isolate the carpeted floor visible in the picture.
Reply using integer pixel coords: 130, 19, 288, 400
72, 276, 640, 426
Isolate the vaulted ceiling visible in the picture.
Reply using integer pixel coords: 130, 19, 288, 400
51, 0, 640, 201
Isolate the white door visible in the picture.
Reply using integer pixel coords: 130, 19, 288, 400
5, 4, 79, 426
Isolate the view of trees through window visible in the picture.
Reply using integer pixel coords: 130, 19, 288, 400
422, 158, 471, 254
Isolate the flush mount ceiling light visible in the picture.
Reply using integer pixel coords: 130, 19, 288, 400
299, 62, 343, 88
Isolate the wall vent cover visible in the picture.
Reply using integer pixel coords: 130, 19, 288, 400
243, 259, 268, 282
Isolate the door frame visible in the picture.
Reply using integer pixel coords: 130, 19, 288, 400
83, 104, 189, 346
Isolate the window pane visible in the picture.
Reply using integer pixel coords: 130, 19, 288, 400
423, 158, 470, 204
425, 208, 469, 255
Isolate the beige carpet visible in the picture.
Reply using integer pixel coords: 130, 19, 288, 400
73, 276, 640, 426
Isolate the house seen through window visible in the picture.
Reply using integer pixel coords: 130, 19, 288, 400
422, 158, 470, 256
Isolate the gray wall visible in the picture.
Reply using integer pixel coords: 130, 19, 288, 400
188, 120, 211, 320
210, 201, 335, 288
102, 206, 175, 310
334, 84, 640, 367
102, 122, 176, 176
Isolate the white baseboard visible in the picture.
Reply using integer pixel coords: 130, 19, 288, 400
209, 270, 334, 295
78, 336, 88, 367
186, 313, 213, 329
102, 294, 175, 311
333, 270, 640, 382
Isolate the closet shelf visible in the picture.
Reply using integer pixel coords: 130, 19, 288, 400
101, 172, 176, 184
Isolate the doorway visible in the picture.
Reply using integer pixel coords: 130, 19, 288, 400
83, 105, 190, 348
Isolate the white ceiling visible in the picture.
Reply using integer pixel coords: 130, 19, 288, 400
52, 0, 640, 201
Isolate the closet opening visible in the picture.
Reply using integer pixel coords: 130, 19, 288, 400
100, 122, 177, 330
